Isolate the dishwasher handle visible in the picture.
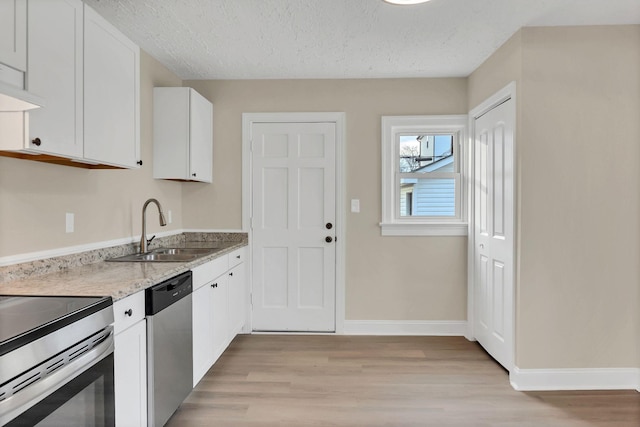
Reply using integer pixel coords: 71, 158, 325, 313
145, 271, 193, 315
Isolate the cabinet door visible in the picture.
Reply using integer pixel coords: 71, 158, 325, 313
228, 262, 246, 338
153, 87, 190, 180
189, 90, 213, 182
83, 5, 139, 168
211, 274, 229, 361
0, 0, 26, 71
114, 320, 147, 427
27, 0, 83, 158
192, 283, 214, 387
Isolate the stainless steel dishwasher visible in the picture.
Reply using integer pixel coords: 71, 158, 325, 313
145, 271, 193, 427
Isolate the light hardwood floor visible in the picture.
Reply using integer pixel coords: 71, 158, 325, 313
167, 335, 640, 427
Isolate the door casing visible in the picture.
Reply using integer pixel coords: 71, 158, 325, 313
242, 112, 346, 334
467, 82, 517, 371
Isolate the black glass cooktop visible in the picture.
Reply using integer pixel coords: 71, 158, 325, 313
0, 295, 112, 357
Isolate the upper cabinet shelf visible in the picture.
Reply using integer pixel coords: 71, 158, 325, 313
153, 87, 213, 183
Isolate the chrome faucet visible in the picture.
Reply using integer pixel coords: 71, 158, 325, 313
140, 198, 167, 253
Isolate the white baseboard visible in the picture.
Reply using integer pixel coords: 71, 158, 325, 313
343, 320, 467, 336
510, 367, 640, 391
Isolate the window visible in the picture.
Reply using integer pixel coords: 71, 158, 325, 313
381, 115, 468, 236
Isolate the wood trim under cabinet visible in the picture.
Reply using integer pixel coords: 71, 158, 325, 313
0, 150, 126, 169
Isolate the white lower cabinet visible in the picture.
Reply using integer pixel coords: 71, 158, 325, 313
191, 247, 246, 386
192, 282, 213, 386
211, 273, 229, 361
228, 250, 247, 337
113, 292, 147, 427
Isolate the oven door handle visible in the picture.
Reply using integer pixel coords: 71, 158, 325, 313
0, 326, 114, 426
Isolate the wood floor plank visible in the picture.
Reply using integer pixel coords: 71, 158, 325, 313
166, 335, 640, 427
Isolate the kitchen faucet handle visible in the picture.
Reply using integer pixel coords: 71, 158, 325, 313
147, 235, 156, 247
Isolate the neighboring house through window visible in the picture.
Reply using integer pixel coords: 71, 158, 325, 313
381, 115, 468, 236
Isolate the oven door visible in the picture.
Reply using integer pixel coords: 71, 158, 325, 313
1, 329, 115, 427
6, 354, 114, 427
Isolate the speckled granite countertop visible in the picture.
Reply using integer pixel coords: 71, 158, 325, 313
0, 233, 247, 301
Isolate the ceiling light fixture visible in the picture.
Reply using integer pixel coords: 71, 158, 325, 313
383, 0, 432, 5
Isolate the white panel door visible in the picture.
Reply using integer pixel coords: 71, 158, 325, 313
474, 98, 515, 370
251, 122, 336, 332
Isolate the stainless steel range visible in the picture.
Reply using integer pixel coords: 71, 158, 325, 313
0, 295, 115, 426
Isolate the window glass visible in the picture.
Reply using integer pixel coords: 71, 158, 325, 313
399, 135, 454, 173
399, 178, 456, 217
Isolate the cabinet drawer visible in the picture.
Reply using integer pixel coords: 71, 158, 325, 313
228, 247, 246, 269
192, 255, 229, 290
113, 291, 145, 335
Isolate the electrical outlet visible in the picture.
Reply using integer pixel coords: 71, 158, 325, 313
167, 210, 172, 224
351, 199, 360, 213
65, 213, 74, 233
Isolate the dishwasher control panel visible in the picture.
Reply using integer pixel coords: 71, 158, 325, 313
145, 271, 192, 315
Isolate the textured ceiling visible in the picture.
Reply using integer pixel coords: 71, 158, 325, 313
85, 0, 640, 80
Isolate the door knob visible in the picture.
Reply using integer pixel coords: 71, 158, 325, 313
325, 236, 333, 243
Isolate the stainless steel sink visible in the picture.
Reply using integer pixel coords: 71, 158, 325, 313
106, 247, 222, 262
152, 248, 219, 256
107, 252, 199, 262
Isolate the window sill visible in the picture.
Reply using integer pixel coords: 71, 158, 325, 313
379, 222, 468, 237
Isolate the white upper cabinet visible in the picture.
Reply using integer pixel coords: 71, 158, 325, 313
26, 0, 83, 158
153, 87, 213, 182
83, 5, 140, 168
0, 0, 27, 72
0, 1, 140, 168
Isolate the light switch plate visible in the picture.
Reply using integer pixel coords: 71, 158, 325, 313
351, 199, 360, 213
65, 213, 74, 233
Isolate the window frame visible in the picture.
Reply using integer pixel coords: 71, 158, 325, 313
381, 115, 468, 236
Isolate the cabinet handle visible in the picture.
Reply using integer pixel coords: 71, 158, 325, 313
32, 138, 42, 147
236, 255, 241, 259
137, 160, 143, 166
229, 272, 233, 277
192, 173, 197, 177
211, 283, 218, 288
124, 309, 133, 317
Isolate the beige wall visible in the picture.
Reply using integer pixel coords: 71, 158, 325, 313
183, 78, 469, 321
3, 25, 637, 369
0, 51, 184, 257
469, 25, 640, 369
